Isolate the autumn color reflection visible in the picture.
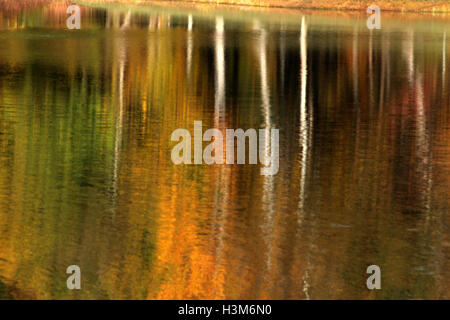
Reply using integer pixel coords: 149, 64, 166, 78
0, 2, 449, 299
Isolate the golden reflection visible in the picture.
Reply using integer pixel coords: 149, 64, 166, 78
0, 2, 449, 300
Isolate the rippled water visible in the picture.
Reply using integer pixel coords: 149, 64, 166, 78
0, 2, 449, 299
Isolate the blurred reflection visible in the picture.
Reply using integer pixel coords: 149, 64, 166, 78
0, 3, 449, 300
186, 14, 193, 78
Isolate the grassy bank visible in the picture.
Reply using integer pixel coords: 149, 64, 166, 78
80, 0, 450, 13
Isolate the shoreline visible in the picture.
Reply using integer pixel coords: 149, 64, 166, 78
79, 0, 450, 13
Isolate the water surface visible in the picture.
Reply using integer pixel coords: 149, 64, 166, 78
0, 2, 449, 299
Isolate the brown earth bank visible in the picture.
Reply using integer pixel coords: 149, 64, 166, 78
78, 0, 450, 13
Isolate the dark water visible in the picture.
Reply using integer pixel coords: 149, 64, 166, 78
0, 2, 449, 299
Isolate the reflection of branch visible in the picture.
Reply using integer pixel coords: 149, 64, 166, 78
279, 25, 286, 92
188, 14, 193, 31
403, 29, 414, 85
414, 73, 432, 212
110, 34, 126, 220
299, 16, 308, 213
214, 16, 225, 129
443, 32, 446, 80
298, 16, 312, 300
121, 10, 131, 30
186, 14, 193, 79
212, 15, 228, 299
253, 18, 275, 279
352, 26, 358, 104
379, 33, 386, 113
